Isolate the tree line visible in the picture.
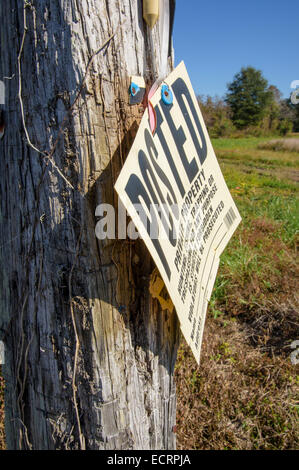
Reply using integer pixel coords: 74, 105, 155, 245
198, 66, 299, 138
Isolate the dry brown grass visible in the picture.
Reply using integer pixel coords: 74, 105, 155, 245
175, 216, 299, 450
175, 314, 298, 450
258, 139, 299, 152
0, 255, 298, 451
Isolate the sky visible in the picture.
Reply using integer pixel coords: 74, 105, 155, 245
173, 0, 299, 100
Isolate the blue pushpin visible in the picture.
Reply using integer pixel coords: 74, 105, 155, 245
161, 84, 173, 105
130, 82, 140, 97
129, 76, 146, 105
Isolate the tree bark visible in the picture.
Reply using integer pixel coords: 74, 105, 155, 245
0, 0, 179, 450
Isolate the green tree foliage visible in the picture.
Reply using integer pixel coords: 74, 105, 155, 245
284, 97, 299, 132
263, 86, 294, 135
226, 67, 274, 129
293, 105, 299, 132
266, 85, 281, 131
198, 68, 297, 138
198, 95, 235, 137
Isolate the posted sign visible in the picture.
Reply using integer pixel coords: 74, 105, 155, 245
115, 62, 241, 364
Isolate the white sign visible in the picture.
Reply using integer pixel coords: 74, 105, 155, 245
115, 62, 241, 364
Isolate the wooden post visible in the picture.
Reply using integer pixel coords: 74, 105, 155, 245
0, 0, 179, 450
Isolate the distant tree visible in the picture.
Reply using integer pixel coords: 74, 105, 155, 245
283, 97, 299, 132
267, 87, 298, 135
198, 95, 235, 137
268, 85, 282, 103
225, 67, 273, 129
293, 104, 299, 132
279, 99, 296, 121
266, 85, 281, 131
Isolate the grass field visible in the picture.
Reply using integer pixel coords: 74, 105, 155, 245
0, 137, 298, 450
175, 136, 299, 450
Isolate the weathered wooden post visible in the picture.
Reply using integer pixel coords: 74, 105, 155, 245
0, 0, 179, 450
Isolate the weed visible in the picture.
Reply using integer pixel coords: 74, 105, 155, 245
176, 135, 299, 450
258, 139, 299, 153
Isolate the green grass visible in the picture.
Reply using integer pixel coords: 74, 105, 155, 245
176, 134, 299, 450
214, 137, 299, 247
217, 151, 299, 168
212, 136, 271, 150
213, 137, 298, 298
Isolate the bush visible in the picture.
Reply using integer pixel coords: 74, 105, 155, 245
210, 118, 236, 138
278, 119, 293, 136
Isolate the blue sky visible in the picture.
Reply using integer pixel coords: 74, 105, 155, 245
173, 0, 298, 99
